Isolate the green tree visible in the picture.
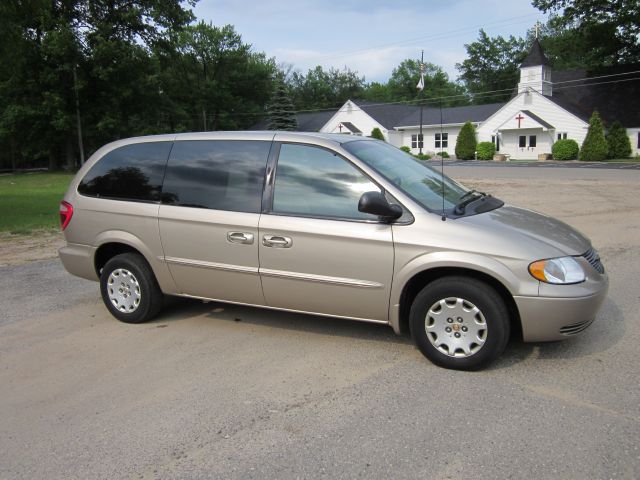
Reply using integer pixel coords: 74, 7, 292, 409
0, 0, 195, 170
268, 74, 298, 131
455, 121, 477, 160
370, 127, 385, 140
533, 0, 640, 65
580, 111, 608, 161
606, 121, 632, 159
456, 30, 528, 104
288, 66, 365, 110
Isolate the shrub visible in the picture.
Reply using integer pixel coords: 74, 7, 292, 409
437, 151, 449, 158
580, 111, 608, 161
400, 146, 411, 153
552, 139, 579, 160
606, 121, 631, 159
455, 121, 477, 160
476, 142, 495, 160
414, 153, 432, 160
370, 127, 385, 141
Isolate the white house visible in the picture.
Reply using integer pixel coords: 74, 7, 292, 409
258, 40, 640, 159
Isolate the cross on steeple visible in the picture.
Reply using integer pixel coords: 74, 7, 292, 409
534, 20, 541, 39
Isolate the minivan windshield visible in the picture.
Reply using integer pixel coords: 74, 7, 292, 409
343, 140, 469, 213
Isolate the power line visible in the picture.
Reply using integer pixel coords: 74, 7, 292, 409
311, 13, 542, 63
165, 73, 640, 119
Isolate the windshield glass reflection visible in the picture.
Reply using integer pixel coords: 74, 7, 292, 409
343, 141, 468, 212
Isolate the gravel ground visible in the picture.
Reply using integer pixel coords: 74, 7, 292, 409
0, 166, 638, 479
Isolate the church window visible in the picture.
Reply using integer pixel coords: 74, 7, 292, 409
492, 135, 500, 152
411, 134, 423, 149
519, 136, 527, 148
529, 135, 537, 147
435, 133, 448, 149
557, 133, 568, 140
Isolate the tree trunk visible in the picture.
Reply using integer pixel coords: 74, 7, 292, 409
48, 148, 58, 171
65, 136, 75, 170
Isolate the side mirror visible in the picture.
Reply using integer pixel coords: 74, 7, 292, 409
358, 191, 403, 220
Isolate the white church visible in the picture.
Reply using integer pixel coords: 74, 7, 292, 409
263, 40, 639, 160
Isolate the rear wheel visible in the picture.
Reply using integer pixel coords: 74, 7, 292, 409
100, 253, 164, 324
409, 276, 510, 370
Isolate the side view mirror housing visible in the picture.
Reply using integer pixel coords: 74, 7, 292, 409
358, 191, 403, 220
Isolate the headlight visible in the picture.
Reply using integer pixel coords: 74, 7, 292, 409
528, 257, 585, 284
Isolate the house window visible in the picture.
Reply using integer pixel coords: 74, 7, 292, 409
557, 133, 568, 140
435, 133, 448, 149
529, 135, 537, 148
411, 134, 423, 149
519, 136, 526, 148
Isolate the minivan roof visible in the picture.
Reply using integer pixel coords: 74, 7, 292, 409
112, 131, 378, 146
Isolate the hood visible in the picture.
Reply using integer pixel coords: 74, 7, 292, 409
459, 205, 591, 257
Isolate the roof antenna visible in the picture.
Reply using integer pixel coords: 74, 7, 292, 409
440, 97, 446, 221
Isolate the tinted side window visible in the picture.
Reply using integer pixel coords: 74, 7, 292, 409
162, 140, 270, 213
78, 142, 172, 202
272, 144, 380, 220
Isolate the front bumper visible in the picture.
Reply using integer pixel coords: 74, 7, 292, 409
514, 278, 609, 342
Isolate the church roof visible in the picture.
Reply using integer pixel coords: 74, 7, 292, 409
339, 121, 362, 133
550, 63, 640, 127
520, 38, 550, 68
521, 110, 554, 129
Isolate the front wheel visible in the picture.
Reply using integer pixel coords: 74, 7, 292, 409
100, 253, 164, 324
410, 276, 510, 370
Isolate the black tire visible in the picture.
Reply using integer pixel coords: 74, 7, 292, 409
99, 253, 164, 324
409, 276, 510, 371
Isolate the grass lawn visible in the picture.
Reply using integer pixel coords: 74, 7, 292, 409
0, 172, 75, 234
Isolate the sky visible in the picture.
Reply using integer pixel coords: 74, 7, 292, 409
193, 0, 547, 83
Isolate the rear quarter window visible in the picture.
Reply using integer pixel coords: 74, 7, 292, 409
78, 142, 172, 202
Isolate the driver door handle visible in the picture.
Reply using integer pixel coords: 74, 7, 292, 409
262, 235, 293, 248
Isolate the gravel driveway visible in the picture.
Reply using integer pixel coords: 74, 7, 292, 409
1, 166, 638, 479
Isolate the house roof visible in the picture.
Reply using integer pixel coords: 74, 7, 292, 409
520, 38, 550, 68
549, 64, 640, 127
394, 102, 505, 128
352, 101, 421, 129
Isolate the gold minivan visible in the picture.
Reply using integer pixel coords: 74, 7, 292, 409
59, 132, 608, 370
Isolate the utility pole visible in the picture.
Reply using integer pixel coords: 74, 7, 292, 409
73, 63, 85, 165
419, 50, 425, 155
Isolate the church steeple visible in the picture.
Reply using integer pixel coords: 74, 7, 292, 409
518, 38, 552, 96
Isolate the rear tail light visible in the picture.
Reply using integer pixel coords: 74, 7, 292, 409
59, 201, 73, 230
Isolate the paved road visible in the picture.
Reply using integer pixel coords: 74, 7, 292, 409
1, 168, 639, 479
426, 159, 640, 169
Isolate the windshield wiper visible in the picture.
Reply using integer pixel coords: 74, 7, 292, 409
454, 190, 487, 215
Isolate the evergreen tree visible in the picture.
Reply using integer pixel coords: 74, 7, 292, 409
580, 111, 608, 161
267, 74, 298, 131
370, 127, 385, 140
606, 121, 632, 159
455, 121, 477, 160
